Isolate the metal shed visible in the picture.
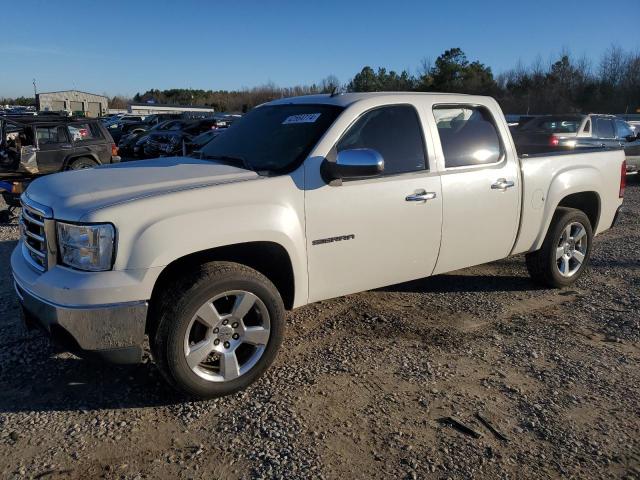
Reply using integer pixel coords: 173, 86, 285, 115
36, 90, 108, 117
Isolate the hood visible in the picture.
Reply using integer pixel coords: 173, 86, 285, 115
25, 157, 260, 221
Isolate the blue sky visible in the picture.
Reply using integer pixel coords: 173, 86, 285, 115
1, 0, 636, 98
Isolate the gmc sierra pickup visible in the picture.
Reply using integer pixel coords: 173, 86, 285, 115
11, 93, 626, 398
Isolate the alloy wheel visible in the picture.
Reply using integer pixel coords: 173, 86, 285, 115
183, 290, 271, 382
555, 221, 588, 277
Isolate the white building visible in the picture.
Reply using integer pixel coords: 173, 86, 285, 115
128, 103, 215, 116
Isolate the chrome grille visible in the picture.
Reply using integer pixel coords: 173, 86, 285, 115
20, 197, 53, 272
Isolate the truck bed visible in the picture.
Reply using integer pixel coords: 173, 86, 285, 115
512, 147, 625, 255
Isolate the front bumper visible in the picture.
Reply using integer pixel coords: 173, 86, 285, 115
14, 279, 147, 364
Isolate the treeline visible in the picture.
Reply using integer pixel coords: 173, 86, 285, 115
130, 81, 340, 113
4, 46, 638, 114
347, 46, 640, 114
128, 46, 639, 114
0, 96, 35, 106
499, 46, 639, 114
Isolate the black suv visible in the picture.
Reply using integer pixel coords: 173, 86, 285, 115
0, 116, 120, 177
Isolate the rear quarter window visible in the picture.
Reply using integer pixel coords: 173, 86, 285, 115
68, 123, 103, 142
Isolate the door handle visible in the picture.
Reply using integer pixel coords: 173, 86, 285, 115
491, 178, 515, 191
405, 190, 437, 202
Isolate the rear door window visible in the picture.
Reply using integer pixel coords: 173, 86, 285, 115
615, 120, 634, 138
595, 118, 615, 138
337, 105, 427, 175
433, 106, 503, 168
521, 116, 582, 133
36, 125, 68, 145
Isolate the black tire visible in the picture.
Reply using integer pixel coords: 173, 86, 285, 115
525, 207, 593, 288
0, 210, 11, 224
67, 157, 99, 170
151, 261, 285, 398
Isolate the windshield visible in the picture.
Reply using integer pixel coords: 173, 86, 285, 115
522, 116, 583, 134
200, 104, 343, 172
193, 130, 217, 143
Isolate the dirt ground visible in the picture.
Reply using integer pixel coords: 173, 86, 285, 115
0, 181, 638, 480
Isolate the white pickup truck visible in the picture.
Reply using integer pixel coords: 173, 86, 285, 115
12, 93, 626, 398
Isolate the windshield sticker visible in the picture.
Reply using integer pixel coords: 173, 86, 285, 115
282, 113, 321, 124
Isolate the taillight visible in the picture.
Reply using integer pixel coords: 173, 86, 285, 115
549, 135, 560, 146
619, 161, 626, 198
111, 144, 118, 156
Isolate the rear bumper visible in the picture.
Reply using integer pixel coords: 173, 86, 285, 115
14, 279, 147, 364
111, 155, 121, 164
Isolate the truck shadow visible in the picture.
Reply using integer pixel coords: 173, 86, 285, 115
380, 273, 542, 294
0, 239, 186, 413
0, 346, 186, 413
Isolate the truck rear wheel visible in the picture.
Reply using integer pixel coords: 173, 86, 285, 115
67, 157, 98, 170
525, 207, 593, 288
151, 261, 285, 398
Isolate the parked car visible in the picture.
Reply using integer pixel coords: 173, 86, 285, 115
1, 116, 119, 176
615, 119, 640, 175
118, 119, 185, 156
130, 120, 195, 157
512, 114, 640, 174
142, 119, 222, 157
12, 93, 625, 398
121, 114, 183, 136
186, 129, 225, 153
505, 114, 539, 128
104, 115, 151, 143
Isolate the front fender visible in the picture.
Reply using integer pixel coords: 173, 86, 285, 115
84, 174, 308, 307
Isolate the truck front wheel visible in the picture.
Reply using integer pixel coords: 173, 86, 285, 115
151, 261, 285, 398
525, 207, 593, 288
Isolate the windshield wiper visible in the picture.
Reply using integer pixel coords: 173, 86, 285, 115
201, 154, 251, 170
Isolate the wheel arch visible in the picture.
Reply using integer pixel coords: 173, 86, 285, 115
532, 190, 600, 251
528, 161, 604, 252
63, 153, 101, 170
556, 191, 600, 231
147, 241, 296, 333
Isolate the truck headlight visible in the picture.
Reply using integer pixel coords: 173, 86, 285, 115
56, 222, 115, 271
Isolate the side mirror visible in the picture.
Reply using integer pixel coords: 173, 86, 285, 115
626, 134, 637, 142
321, 148, 384, 181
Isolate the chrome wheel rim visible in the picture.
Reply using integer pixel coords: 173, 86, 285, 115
183, 290, 271, 382
555, 222, 587, 278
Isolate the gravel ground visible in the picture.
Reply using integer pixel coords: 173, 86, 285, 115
0, 181, 638, 480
